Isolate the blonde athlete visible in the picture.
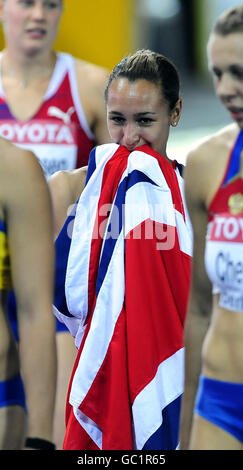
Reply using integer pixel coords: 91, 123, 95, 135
180, 6, 243, 450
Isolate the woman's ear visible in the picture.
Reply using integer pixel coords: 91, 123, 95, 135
170, 98, 182, 127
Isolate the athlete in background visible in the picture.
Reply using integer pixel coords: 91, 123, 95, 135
0, 0, 110, 178
179, 5, 243, 450
0, 0, 110, 448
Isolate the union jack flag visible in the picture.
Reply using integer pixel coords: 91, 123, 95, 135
54, 143, 192, 450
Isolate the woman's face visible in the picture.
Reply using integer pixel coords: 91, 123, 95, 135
0, 0, 63, 56
106, 77, 181, 155
207, 32, 243, 127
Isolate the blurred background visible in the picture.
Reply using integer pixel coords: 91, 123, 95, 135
1, 0, 242, 163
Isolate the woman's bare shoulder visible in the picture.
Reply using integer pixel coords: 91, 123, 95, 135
74, 57, 109, 86
48, 166, 87, 238
0, 139, 46, 198
66, 166, 88, 202
184, 123, 238, 206
187, 123, 236, 166
49, 166, 87, 204
0, 137, 37, 169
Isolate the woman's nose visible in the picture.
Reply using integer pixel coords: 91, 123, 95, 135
31, 2, 45, 20
123, 123, 140, 150
217, 72, 237, 100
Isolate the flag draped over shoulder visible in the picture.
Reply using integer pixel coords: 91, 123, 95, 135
53, 143, 192, 450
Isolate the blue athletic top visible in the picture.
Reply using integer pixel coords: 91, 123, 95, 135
205, 130, 243, 312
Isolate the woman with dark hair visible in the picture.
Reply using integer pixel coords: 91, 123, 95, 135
52, 49, 192, 450
180, 6, 243, 450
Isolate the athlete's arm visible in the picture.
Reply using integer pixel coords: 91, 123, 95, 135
4, 146, 57, 443
179, 148, 212, 449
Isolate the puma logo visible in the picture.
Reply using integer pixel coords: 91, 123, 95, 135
47, 106, 75, 124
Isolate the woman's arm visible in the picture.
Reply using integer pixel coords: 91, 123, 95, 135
179, 149, 212, 449
4, 146, 57, 444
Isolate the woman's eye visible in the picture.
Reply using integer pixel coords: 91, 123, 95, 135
231, 66, 243, 80
19, 0, 34, 6
110, 116, 125, 125
212, 68, 222, 79
19, 0, 60, 7
45, 1, 61, 8
138, 118, 154, 126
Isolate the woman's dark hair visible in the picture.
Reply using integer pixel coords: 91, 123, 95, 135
213, 6, 243, 35
105, 49, 180, 111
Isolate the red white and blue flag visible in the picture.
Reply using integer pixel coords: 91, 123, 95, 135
54, 143, 192, 450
